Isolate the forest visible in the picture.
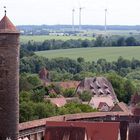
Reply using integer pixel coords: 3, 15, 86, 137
19, 35, 140, 122
19, 48, 140, 122
21, 35, 140, 52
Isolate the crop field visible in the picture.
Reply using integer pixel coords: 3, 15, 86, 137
20, 35, 94, 43
20, 29, 140, 43
36, 47, 140, 62
93, 30, 140, 36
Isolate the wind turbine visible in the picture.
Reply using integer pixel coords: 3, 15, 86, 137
79, 7, 85, 31
105, 9, 107, 33
72, 8, 75, 31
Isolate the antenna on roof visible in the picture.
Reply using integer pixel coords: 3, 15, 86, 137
4, 6, 6, 16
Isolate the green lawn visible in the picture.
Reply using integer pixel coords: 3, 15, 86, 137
36, 47, 140, 62
20, 35, 93, 43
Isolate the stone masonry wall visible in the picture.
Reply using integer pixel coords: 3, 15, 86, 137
0, 34, 19, 140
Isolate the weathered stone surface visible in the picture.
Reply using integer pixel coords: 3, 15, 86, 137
0, 15, 20, 140
39, 68, 49, 81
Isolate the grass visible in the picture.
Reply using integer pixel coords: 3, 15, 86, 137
20, 30, 140, 43
20, 35, 94, 43
36, 47, 140, 62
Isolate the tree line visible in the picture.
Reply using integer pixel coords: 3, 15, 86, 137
20, 54, 140, 102
20, 55, 140, 77
19, 46, 140, 122
21, 35, 140, 52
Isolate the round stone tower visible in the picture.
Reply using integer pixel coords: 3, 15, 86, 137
0, 13, 20, 140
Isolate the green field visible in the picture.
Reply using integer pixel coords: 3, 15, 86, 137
36, 47, 140, 62
20, 35, 93, 43
20, 30, 140, 43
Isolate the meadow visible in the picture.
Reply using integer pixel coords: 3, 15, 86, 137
20, 29, 140, 43
20, 35, 93, 43
36, 47, 140, 62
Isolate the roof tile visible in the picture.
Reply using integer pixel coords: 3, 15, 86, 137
0, 15, 19, 33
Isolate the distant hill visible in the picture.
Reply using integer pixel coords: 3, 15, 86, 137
17, 25, 140, 35
17, 25, 140, 31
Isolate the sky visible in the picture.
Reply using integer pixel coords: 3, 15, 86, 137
0, 0, 140, 25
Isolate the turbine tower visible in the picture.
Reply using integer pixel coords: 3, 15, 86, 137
105, 9, 107, 33
79, 7, 84, 31
72, 8, 75, 31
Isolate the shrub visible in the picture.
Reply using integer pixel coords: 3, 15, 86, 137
49, 93, 57, 98
79, 91, 92, 102
63, 88, 76, 97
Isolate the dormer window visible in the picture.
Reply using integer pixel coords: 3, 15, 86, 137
92, 89, 96, 95
90, 84, 94, 89
104, 84, 108, 89
98, 89, 104, 95
93, 77, 96, 83
96, 81, 101, 89
106, 89, 111, 95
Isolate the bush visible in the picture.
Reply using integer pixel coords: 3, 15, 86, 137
31, 89, 46, 102
59, 102, 97, 114
79, 91, 92, 102
20, 101, 36, 122
63, 88, 76, 97
20, 91, 32, 103
34, 102, 57, 119
49, 93, 57, 98
20, 73, 41, 91
76, 104, 97, 112
77, 57, 85, 63
106, 73, 135, 103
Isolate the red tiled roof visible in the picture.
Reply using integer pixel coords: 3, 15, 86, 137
98, 102, 109, 109
46, 97, 67, 107
19, 111, 131, 131
111, 102, 131, 114
76, 77, 119, 103
132, 107, 140, 116
0, 15, 19, 33
89, 96, 114, 109
44, 81, 80, 90
117, 102, 130, 113
55, 81, 80, 89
